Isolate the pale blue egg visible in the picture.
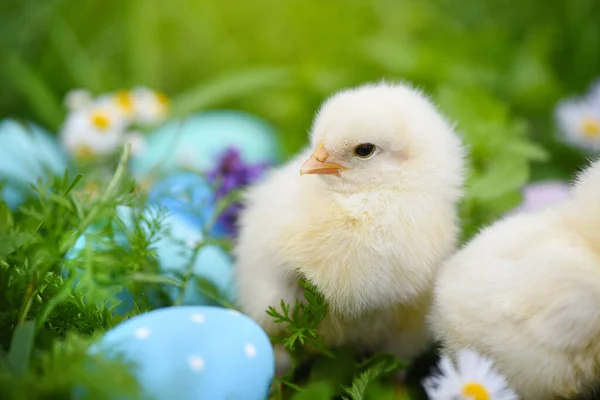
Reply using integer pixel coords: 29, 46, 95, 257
147, 172, 215, 231
95, 306, 274, 400
0, 119, 68, 208
2, 185, 26, 210
129, 111, 281, 179
151, 210, 235, 305
64, 207, 148, 314
146, 174, 234, 303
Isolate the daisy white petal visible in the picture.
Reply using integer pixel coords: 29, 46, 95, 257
423, 349, 518, 400
131, 86, 169, 126
59, 102, 128, 159
95, 92, 135, 123
64, 89, 92, 111
555, 97, 600, 151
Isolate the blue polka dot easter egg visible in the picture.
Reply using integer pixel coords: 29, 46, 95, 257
95, 306, 275, 400
129, 110, 281, 179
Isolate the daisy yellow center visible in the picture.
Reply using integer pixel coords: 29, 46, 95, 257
462, 382, 490, 400
114, 91, 134, 114
79, 183, 99, 198
90, 111, 111, 131
580, 118, 600, 138
156, 92, 169, 108
75, 145, 95, 160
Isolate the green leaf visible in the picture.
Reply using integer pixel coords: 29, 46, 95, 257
468, 159, 530, 201
503, 140, 550, 162
63, 173, 84, 196
364, 381, 401, 400
0, 345, 9, 371
290, 381, 335, 400
342, 354, 405, 400
308, 350, 356, 395
7, 321, 36, 376
169, 66, 291, 119
0, 232, 30, 256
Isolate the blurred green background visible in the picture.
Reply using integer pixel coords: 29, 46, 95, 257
2, 0, 599, 236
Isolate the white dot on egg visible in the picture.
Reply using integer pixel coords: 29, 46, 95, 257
190, 313, 205, 324
135, 327, 152, 339
244, 343, 257, 358
188, 355, 205, 372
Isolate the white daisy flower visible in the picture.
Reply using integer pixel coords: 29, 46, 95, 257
130, 86, 169, 126
59, 101, 128, 159
96, 90, 136, 123
555, 97, 600, 151
423, 349, 518, 400
64, 89, 93, 111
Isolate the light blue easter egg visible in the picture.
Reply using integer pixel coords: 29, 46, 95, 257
64, 206, 155, 314
150, 210, 235, 305
65, 206, 132, 264
1, 185, 26, 210
118, 205, 235, 304
66, 204, 235, 311
147, 172, 215, 231
0, 119, 68, 207
129, 111, 281, 179
95, 306, 275, 400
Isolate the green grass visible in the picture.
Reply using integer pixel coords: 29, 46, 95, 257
2, 0, 598, 232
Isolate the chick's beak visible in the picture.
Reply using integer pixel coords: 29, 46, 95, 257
300, 143, 346, 176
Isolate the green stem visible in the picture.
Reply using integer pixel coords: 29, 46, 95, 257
17, 279, 37, 324
61, 144, 131, 254
173, 239, 205, 306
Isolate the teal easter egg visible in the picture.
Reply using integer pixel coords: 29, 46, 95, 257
129, 111, 281, 179
94, 306, 274, 400
0, 119, 68, 208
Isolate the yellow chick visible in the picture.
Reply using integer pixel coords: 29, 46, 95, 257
234, 81, 465, 360
430, 159, 600, 399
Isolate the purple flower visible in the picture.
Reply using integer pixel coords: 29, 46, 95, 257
513, 181, 571, 214
206, 148, 269, 236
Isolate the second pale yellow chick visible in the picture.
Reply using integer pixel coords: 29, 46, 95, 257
431, 159, 600, 399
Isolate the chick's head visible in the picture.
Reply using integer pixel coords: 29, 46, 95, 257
301, 82, 465, 197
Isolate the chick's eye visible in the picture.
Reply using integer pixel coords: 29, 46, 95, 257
353, 143, 376, 158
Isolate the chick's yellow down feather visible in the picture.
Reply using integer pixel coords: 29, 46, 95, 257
430, 159, 600, 399
234, 81, 465, 359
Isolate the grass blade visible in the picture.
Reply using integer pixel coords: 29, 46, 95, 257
169, 66, 291, 119
7, 321, 36, 376
2, 54, 64, 130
